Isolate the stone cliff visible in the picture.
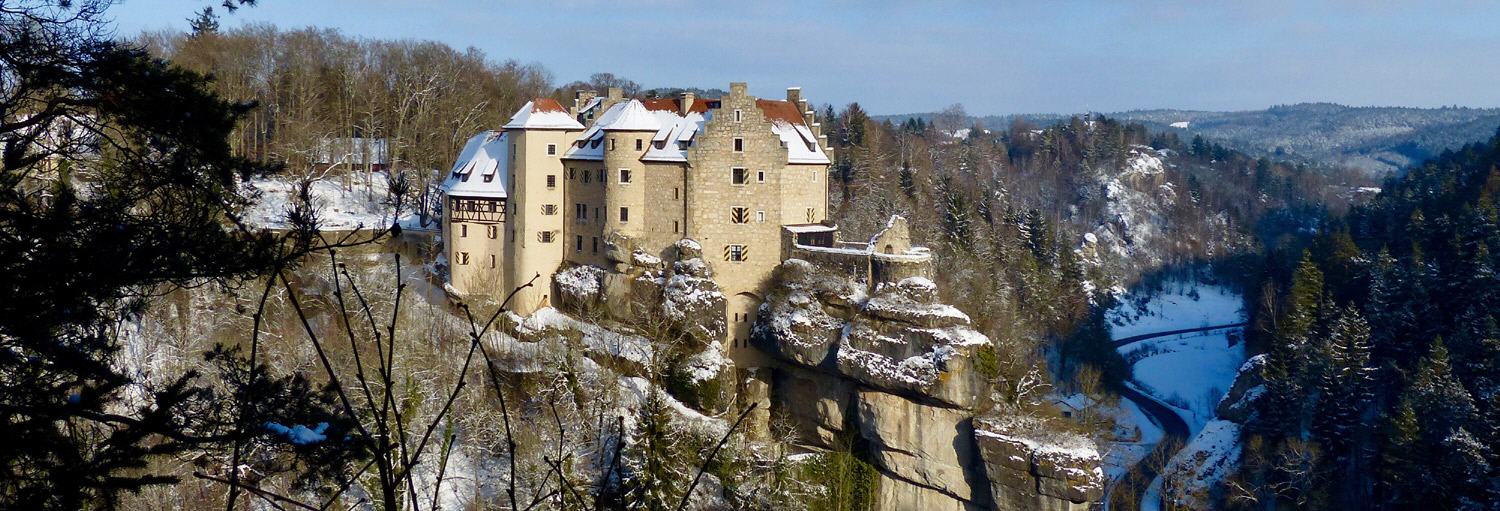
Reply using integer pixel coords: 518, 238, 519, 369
752, 259, 1104, 510
546, 230, 1105, 510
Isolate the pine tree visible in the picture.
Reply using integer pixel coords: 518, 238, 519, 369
1313, 305, 1374, 455
187, 6, 219, 36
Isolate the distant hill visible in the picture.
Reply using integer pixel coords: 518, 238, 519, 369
882, 103, 1500, 176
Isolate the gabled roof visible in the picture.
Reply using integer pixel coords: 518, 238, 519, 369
502, 99, 585, 130
440, 131, 510, 199
757, 99, 829, 164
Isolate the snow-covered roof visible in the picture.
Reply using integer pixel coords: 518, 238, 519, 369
561, 94, 830, 165
503, 99, 584, 130
758, 99, 830, 164
598, 99, 661, 132
440, 131, 510, 199
783, 223, 837, 234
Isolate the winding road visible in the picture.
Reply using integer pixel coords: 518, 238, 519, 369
1106, 322, 1246, 510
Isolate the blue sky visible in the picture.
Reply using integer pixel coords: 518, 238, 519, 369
110, 0, 1500, 115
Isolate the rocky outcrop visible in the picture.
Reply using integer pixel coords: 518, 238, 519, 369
974, 415, 1103, 511
1216, 354, 1267, 424
751, 258, 1103, 510
554, 238, 726, 349
754, 262, 990, 409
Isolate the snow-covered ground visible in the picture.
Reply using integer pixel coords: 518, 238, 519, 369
241, 172, 429, 231
1107, 280, 1245, 338
1103, 279, 1248, 509
1127, 332, 1245, 432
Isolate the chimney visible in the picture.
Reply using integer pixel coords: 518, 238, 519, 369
572, 90, 598, 115
729, 82, 748, 98
786, 86, 801, 105
679, 91, 695, 115
607, 87, 624, 101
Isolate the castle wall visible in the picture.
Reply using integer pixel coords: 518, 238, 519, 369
685, 83, 796, 364
505, 129, 575, 314
563, 160, 607, 268
445, 197, 507, 296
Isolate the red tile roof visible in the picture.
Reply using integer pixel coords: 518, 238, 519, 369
756, 99, 807, 126
640, 97, 714, 114
532, 98, 568, 113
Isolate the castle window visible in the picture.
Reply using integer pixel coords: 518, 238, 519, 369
619, 207, 629, 222
673, 220, 679, 233
460, 224, 468, 238
609, 138, 616, 151
730, 207, 750, 224
725, 244, 747, 262
547, 144, 557, 155
547, 175, 556, 188
583, 170, 591, 183
487, 225, 497, 239
568, 168, 576, 180
542, 204, 558, 215
635, 139, 643, 151
594, 207, 600, 222
673, 187, 679, 200
457, 251, 470, 265
490, 254, 496, 268
757, 170, 765, 183
537, 231, 556, 243
598, 169, 605, 183
592, 237, 599, 253
733, 138, 744, 152
575, 203, 586, 221
575, 235, 583, 252
756, 211, 766, 223
731, 167, 747, 185
619, 168, 632, 183
734, 109, 742, 122
806, 207, 816, 223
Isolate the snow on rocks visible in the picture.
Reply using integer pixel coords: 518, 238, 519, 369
974, 414, 1105, 507
1159, 420, 1242, 509
515, 307, 655, 372
756, 259, 992, 409
554, 265, 605, 311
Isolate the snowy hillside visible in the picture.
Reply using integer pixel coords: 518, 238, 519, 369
241, 172, 428, 231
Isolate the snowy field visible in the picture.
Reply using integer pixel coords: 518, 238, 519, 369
1108, 280, 1246, 338
1128, 332, 1245, 432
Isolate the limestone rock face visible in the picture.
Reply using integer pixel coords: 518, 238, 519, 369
855, 390, 987, 504
973, 415, 1103, 510
1216, 353, 1267, 424
770, 366, 853, 449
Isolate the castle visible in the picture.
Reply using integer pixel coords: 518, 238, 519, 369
440, 82, 838, 361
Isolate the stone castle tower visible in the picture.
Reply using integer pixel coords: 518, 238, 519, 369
441, 83, 833, 362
